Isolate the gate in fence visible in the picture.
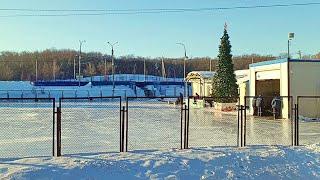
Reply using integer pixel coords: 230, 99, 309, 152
0, 98, 55, 158
296, 96, 320, 146
243, 96, 294, 146
188, 96, 241, 148
57, 96, 122, 155
125, 96, 189, 151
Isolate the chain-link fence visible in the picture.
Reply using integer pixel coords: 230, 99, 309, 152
59, 97, 122, 155
244, 96, 293, 146
126, 97, 183, 151
297, 96, 320, 145
188, 96, 240, 147
0, 98, 55, 158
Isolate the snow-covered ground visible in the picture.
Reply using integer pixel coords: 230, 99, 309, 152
0, 144, 319, 179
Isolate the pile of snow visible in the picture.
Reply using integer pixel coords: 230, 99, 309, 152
1, 145, 319, 179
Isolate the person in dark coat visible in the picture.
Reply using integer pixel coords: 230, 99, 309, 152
256, 95, 264, 116
271, 95, 282, 119
252, 97, 257, 116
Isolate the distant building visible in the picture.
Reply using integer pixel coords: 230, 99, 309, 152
186, 70, 249, 98
186, 71, 215, 97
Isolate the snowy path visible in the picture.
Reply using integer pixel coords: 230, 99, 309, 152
0, 145, 319, 179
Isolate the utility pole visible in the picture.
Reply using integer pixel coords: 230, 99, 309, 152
209, 58, 212, 72
78, 40, 86, 86
161, 58, 166, 80
107, 41, 118, 96
297, 50, 302, 59
53, 59, 56, 80
176, 43, 188, 97
104, 56, 107, 77
73, 57, 76, 79
176, 43, 188, 79
144, 59, 146, 81
35, 58, 38, 81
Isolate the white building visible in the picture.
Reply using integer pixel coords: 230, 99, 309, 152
185, 71, 215, 97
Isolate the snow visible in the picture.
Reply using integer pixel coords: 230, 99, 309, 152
0, 79, 186, 100
0, 145, 319, 179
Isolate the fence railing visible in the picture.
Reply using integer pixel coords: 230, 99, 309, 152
1, 95, 319, 158
0, 97, 55, 158
296, 96, 320, 146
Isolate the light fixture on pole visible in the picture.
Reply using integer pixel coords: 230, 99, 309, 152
288, 33, 294, 59
107, 41, 118, 96
78, 40, 86, 86
176, 42, 188, 97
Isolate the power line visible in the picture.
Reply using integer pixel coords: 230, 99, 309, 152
0, 2, 319, 17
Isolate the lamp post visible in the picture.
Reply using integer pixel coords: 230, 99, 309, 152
78, 40, 86, 86
177, 43, 188, 97
176, 43, 188, 79
107, 41, 118, 96
288, 33, 295, 59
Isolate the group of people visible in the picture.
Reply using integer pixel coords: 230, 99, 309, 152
252, 95, 282, 119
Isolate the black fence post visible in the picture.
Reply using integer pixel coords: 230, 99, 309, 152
186, 99, 190, 149
237, 105, 239, 147
56, 107, 61, 157
180, 102, 183, 150
296, 104, 299, 146
52, 99, 55, 157
243, 105, 247, 147
184, 104, 187, 149
240, 105, 243, 147
125, 99, 128, 152
120, 106, 123, 152
122, 106, 125, 152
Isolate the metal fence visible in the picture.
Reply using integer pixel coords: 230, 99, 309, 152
58, 97, 122, 155
0, 98, 55, 158
2, 95, 319, 158
296, 96, 320, 146
188, 96, 240, 148
126, 96, 185, 151
244, 96, 294, 146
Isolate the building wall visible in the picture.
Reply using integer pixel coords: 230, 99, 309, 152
290, 61, 320, 118
239, 81, 249, 105
190, 79, 201, 97
189, 78, 213, 97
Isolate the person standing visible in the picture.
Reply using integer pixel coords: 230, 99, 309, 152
271, 95, 282, 119
252, 97, 257, 116
256, 95, 264, 116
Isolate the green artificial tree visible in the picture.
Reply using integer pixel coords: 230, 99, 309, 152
212, 24, 238, 103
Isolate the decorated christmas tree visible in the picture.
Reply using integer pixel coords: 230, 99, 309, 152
212, 24, 238, 102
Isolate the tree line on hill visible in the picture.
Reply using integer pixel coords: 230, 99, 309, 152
0, 49, 318, 81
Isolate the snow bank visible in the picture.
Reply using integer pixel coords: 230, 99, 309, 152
1, 145, 319, 179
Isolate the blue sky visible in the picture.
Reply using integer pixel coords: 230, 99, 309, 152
0, 0, 319, 58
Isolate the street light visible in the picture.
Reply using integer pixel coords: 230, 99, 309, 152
107, 41, 118, 96
78, 40, 86, 86
176, 43, 188, 79
288, 33, 294, 59
176, 42, 188, 97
